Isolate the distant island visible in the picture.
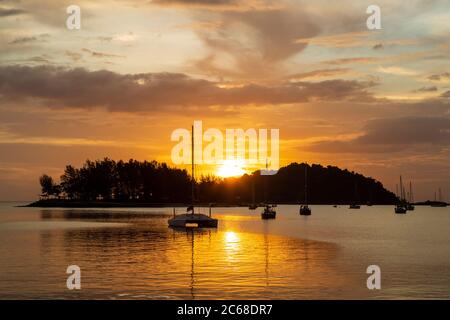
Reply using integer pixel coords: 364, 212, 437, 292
27, 158, 398, 207
414, 200, 448, 207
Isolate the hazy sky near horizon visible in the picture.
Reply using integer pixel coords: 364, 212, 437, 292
0, 0, 449, 201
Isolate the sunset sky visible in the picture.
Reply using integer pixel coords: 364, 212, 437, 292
0, 0, 449, 201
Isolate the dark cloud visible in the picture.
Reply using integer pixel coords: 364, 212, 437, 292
0, 65, 377, 112
157, 1, 370, 80
286, 68, 350, 80
322, 57, 380, 65
9, 36, 38, 44
1, 1, 94, 28
26, 55, 52, 64
0, 7, 25, 17
191, 7, 321, 79
9, 34, 50, 45
358, 117, 450, 145
428, 72, 450, 81
308, 116, 450, 153
220, 9, 320, 63
372, 43, 383, 50
96, 36, 114, 42
81, 48, 125, 59
413, 86, 437, 93
65, 51, 82, 62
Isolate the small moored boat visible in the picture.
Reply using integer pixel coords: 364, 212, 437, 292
299, 164, 312, 216
261, 205, 276, 219
395, 175, 408, 214
395, 205, 407, 214
300, 205, 311, 215
168, 124, 218, 229
169, 211, 218, 228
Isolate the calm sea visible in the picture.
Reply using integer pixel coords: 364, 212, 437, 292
0, 202, 449, 299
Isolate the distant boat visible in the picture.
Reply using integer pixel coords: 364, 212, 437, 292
261, 159, 277, 219
168, 125, 218, 228
431, 202, 447, 207
406, 181, 415, 211
300, 205, 311, 215
261, 204, 276, 219
431, 188, 447, 207
395, 175, 408, 214
169, 211, 218, 228
299, 164, 311, 216
349, 181, 361, 209
395, 204, 407, 214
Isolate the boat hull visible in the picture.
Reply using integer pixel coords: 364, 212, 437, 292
431, 203, 447, 207
299, 206, 311, 216
395, 206, 407, 214
168, 213, 218, 228
261, 212, 276, 219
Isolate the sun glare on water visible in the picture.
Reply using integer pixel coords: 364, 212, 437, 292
216, 160, 247, 178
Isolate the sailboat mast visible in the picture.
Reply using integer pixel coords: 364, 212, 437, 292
304, 165, 308, 205
409, 181, 412, 203
399, 175, 404, 201
191, 125, 195, 215
265, 158, 268, 204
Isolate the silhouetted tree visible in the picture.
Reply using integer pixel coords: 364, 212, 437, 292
39, 174, 56, 199
60, 165, 80, 199
38, 160, 398, 204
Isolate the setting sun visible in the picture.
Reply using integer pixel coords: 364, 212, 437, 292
216, 160, 247, 178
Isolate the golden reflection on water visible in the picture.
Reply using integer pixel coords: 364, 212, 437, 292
2, 205, 450, 299
224, 231, 240, 259
0, 209, 350, 299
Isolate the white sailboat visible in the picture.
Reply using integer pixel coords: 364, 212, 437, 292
168, 125, 218, 228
